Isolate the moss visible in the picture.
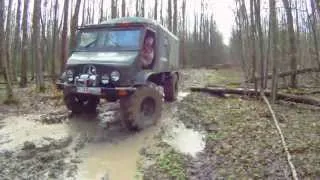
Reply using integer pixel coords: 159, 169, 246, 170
156, 149, 186, 180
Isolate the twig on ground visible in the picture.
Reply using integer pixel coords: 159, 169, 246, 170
262, 94, 298, 180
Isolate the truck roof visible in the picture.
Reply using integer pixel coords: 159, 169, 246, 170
79, 17, 179, 41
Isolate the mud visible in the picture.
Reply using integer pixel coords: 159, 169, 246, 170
0, 69, 216, 180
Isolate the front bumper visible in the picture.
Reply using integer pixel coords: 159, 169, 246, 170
56, 82, 136, 101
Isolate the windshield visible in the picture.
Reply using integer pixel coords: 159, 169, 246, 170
76, 28, 142, 51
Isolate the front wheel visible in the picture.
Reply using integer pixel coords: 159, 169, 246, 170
120, 83, 163, 131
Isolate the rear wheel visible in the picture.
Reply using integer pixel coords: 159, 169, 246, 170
64, 94, 99, 114
120, 83, 163, 131
164, 73, 178, 102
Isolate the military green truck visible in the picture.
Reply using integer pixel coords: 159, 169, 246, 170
56, 17, 180, 131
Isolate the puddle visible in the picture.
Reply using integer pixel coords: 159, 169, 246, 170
163, 121, 205, 157
73, 91, 192, 180
0, 115, 70, 151
76, 126, 157, 180
177, 92, 190, 101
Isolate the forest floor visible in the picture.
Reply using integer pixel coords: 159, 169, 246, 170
0, 68, 319, 180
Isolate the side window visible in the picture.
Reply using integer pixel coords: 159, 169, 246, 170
164, 37, 170, 59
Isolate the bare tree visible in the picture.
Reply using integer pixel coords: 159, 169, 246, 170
136, 0, 139, 16
70, 0, 82, 50
61, 0, 69, 73
20, 0, 30, 87
309, 0, 320, 67
12, 0, 22, 81
141, 0, 145, 17
250, 0, 257, 92
51, 0, 59, 81
270, 0, 279, 103
168, 0, 172, 31
5, 0, 14, 82
111, 0, 117, 18
100, 0, 104, 21
160, 0, 163, 24
173, 0, 177, 35
122, 0, 126, 17
33, 0, 45, 92
154, 0, 158, 20
283, 0, 298, 88
0, 0, 14, 100
253, 0, 265, 90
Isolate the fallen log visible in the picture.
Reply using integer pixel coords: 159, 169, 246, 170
190, 86, 320, 107
246, 67, 320, 83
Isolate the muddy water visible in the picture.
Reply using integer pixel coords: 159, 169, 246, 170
0, 115, 70, 151
76, 127, 157, 180
163, 121, 205, 157
75, 92, 192, 180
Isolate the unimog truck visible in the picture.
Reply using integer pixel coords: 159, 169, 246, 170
56, 17, 180, 131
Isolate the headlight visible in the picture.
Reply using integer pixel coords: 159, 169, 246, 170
66, 70, 74, 82
66, 70, 73, 77
110, 71, 120, 81
101, 74, 109, 84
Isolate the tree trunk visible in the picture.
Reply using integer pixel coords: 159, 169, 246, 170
283, 0, 298, 88
168, 0, 172, 31
160, 0, 163, 24
190, 86, 320, 107
100, 0, 104, 21
70, 0, 82, 50
33, 0, 45, 92
20, 0, 30, 87
5, 0, 14, 84
51, 0, 58, 81
270, 0, 280, 103
122, 0, 126, 17
0, 0, 14, 100
61, 0, 69, 74
254, 0, 265, 90
173, 0, 177, 35
181, 0, 186, 67
111, 0, 117, 18
154, 0, 158, 20
82, 0, 86, 25
250, 0, 257, 92
309, 0, 320, 67
141, 0, 145, 17
12, 0, 22, 82
136, 0, 139, 16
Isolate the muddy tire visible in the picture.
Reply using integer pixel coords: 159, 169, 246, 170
164, 73, 178, 102
64, 94, 99, 114
120, 83, 163, 131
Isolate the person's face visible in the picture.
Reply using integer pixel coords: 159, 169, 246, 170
144, 37, 154, 47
